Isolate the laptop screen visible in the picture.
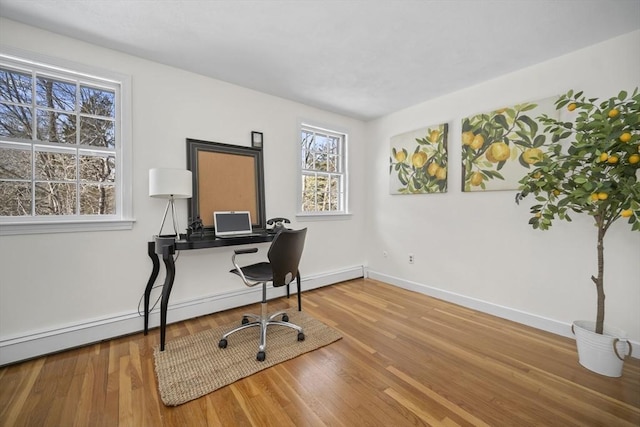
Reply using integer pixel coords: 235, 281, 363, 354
213, 211, 253, 237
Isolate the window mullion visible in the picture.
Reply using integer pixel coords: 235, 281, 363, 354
314, 172, 319, 211
75, 79, 81, 215
30, 71, 36, 216
30, 144, 36, 216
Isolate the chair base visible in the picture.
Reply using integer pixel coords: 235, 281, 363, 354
218, 302, 305, 361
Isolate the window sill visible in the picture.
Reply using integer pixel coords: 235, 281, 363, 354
296, 212, 352, 221
0, 218, 136, 236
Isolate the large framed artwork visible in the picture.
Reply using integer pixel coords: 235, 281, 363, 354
389, 123, 449, 194
461, 96, 559, 192
186, 138, 266, 234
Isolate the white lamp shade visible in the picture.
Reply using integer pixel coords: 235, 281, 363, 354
149, 168, 192, 199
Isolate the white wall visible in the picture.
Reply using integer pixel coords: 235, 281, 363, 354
0, 18, 367, 364
365, 30, 640, 343
1, 18, 638, 365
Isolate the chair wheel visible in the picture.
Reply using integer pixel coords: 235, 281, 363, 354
241, 317, 249, 325
218, 339, 228, 349
257, 351, 266, 361
282, 314, 289, 322
297, 332, 305, 341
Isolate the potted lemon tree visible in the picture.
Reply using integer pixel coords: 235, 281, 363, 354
516, 88, 639, 376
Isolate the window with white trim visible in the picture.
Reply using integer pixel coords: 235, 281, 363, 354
299, 123, 348, 214
0, 51, 132, 234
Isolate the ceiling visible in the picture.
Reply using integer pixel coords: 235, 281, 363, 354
1, 0, 639, 121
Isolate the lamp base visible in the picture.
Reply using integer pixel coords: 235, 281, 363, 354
157, 197, 182, 238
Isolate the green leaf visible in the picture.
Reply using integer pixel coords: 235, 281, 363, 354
519, 115, 539, 135
494, 114, 509, 130
515, 131, 532, 144
484, 170, 505, 180
559, 131, 572, 140
518, 155, 530, 168
533, 134, 546, 147
582, 181, 594, 191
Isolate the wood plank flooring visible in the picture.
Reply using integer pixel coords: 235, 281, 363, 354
1, 278, 639, 426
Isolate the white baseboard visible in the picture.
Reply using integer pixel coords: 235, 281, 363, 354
366, 270, 640, 359
0, 266, 364, 366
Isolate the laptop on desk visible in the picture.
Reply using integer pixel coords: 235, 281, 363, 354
213, 211, 262, 238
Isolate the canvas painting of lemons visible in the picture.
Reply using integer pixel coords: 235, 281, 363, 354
461, 96, 559, 192
390, 123, 449, 194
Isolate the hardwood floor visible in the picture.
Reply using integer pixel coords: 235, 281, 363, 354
1, 278, 639, 426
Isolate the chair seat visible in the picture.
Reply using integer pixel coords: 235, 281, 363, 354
230, 262, 273, 282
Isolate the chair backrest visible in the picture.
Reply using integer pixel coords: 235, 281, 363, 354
267, 228, 307, 287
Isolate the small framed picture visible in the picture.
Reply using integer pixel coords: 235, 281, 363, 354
251, 131, 263, 149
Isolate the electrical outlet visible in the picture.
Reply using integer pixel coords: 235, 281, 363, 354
408, 253, 414, 264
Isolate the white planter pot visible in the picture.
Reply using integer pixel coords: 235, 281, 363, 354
572, 320, 632, 377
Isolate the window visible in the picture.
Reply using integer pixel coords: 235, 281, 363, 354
299, 123, 348, 215
0, 50, 132, 234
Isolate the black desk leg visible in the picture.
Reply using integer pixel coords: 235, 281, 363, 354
159, 245, 176, 351
144, 241, 160, 335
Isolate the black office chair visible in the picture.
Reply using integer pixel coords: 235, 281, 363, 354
218, 228, 307, 361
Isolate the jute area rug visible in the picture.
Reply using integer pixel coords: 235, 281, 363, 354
154, 311, 342, 406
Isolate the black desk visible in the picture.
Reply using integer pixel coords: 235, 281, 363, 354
144, 233, 276, 350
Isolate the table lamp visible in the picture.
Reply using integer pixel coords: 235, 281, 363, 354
149, 168, 192, 238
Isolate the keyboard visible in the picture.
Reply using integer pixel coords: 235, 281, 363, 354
217, 233, 265, 239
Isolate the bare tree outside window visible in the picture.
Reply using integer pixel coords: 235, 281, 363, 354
0, 65, 117, 218
300, 124, 347, 213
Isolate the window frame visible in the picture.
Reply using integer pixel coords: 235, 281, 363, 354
297, 120, 349, 218
0, 47, 133, 235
